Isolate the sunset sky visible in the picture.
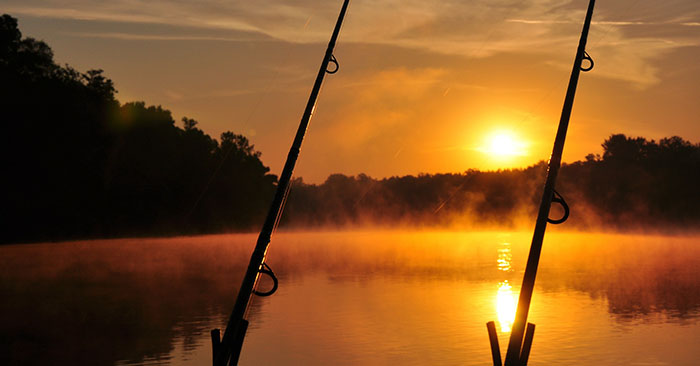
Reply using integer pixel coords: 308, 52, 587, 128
6, 0, 700, 182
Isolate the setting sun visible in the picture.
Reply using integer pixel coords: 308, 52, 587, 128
478, 130, 528, 160
489, 133, 518, 156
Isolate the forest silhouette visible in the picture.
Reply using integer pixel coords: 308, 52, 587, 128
1, 14, 698, 244
283, 136, 700, 230
1, 15, 276, 243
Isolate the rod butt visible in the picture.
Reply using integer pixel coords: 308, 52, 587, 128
229, 319, 249, 366
486, 321, 502, 366
211, 329, 221, 366
519, 323, 536, 365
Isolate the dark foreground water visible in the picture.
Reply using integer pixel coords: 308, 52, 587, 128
1, 231, 698, 365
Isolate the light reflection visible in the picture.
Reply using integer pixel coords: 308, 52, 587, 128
496, 280, 516, 332
496, 242, 516, 332
497, 242, 513, 272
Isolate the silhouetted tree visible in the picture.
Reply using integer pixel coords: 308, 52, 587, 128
2, 14, 698, 243
1, 14, 276, 243
283, 135, 699, 231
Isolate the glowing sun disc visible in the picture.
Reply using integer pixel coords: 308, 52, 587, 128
489, 134, 518, 156
479, 130, 527, 157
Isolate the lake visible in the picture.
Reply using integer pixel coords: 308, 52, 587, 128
1, 231, 698, 365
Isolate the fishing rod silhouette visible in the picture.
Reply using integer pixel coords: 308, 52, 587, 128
486, 1, 595, 365
210, 1, 350, 365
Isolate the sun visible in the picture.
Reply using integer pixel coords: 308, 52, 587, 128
489, 134, 518, 156
479, 130, 527, 158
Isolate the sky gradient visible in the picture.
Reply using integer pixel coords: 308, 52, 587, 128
6, 0, 700, 182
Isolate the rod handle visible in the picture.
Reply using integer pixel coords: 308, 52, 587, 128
229, 319, 250, 366
519, 323, 536, 365
211, 329, 221, 365
486, 321, 503, 366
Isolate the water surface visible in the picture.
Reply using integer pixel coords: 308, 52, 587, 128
1, 231, 698, 365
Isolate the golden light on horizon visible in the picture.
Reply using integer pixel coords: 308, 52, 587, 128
480, 130, 528, 159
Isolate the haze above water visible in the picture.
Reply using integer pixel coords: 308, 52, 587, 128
1, 231, 698, 366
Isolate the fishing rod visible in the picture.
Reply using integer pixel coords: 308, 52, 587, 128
486, 1, 596, 365
211, 1, 350, 365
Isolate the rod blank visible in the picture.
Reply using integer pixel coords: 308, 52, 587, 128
503, 1, 596, 365
212, 1, 351, 365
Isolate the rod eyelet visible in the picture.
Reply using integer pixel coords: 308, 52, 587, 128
580, 51, 594, 72
547, 190, 569, 224
253, 263, 278, 297
326, 54, 339, 74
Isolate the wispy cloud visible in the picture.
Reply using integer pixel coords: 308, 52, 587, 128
597, 21, 655, 26
506, 19, 571, 25
63, 31, 267, 42
4, 4, 264, 34
320, 67, 447, 150
508, 18, 700, 26
6, 0, 700, 88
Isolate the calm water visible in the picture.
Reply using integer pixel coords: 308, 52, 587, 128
1, 231, 698, 365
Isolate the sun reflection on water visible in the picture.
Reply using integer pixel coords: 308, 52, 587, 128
496, 280, 516, 332
497, 243, 513, 272
496, 242, 516, 332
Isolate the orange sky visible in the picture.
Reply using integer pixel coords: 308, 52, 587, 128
6, 0, 700, 182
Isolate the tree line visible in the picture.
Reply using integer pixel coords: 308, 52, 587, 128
1, 15, 276, 243
2, 14, 698, 243
282, 134, 700, 231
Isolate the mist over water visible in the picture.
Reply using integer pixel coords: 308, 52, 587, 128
1, 231, 698, 366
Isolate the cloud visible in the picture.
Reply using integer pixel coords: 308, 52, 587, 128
6, 0, 700, 88
586, 34, 697, 88
62, 31, 268, 42
506, 19, 571, 25
319, 67, 447, 149
3, 2, 264, 34
508, 19, 699, 27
